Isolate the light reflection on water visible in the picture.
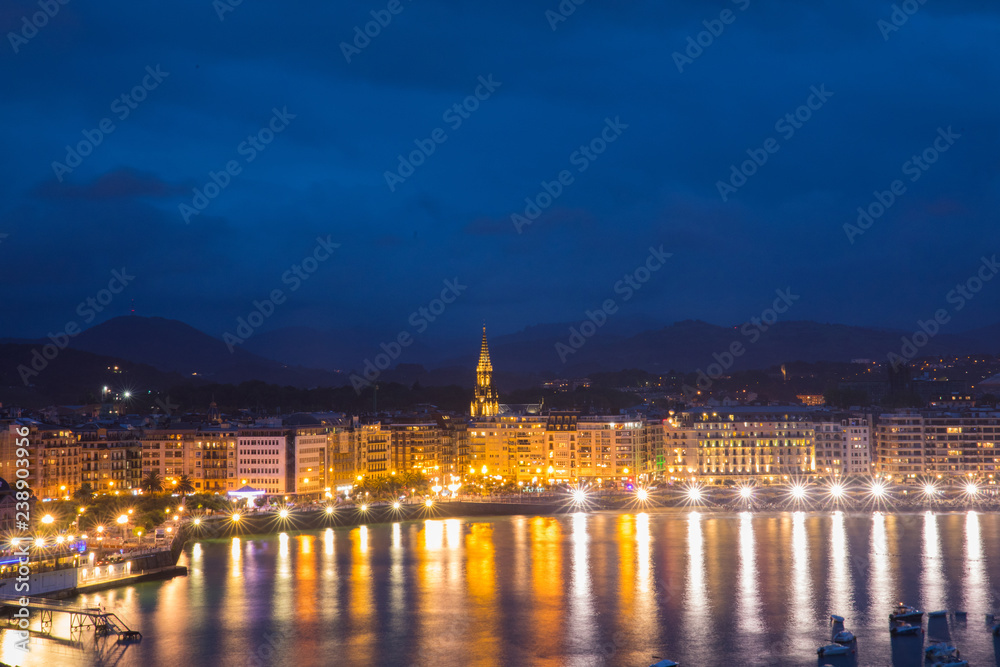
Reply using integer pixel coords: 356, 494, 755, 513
3, 510, 1000, 667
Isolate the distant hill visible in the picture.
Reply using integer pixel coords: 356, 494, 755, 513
66, 316, 342, 387
452, 319, 999, 375
0, 342, 183, 406
3, 315, 1000, 408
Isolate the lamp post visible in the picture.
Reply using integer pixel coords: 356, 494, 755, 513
117, 514, 128, 544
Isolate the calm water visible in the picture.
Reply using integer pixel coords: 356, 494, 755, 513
4, 510, 1000, 667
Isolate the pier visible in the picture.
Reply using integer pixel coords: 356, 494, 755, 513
1, 596, 142, 642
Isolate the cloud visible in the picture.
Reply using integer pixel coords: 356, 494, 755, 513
32, 167, 188, 201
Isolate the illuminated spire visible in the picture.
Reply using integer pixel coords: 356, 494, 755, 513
478, 324, 492, 373
471, 324, 499, 418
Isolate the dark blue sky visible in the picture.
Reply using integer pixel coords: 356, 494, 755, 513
3, 0, 999, 342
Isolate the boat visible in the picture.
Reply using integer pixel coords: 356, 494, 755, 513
832, 630, 855, 646
925, 643, 959, 661
649, 660, 679, 667
890, 622, 922, 636
952, 610, 967, 620
817, 644, 850, 657
830, 614, 845, 624
928, 610, 948, 618
889, 603, 923, 623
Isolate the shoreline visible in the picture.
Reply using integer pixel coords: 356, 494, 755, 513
180, 499, 1000, 542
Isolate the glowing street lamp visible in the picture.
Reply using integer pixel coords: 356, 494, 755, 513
636, 488, 649, 502
687, 486, 703, 502
739, 486, 754, 501
424, 499, 433, 508
325, 506, 334, 515
117, 514, 129, 542
41, 514, 54, 525
829, 483, 845, 499
232, 513, 241, 522
790, 485, 807, 500
869, 480, 888, 499
965, 482, 980, 496
278, 509, 289, 519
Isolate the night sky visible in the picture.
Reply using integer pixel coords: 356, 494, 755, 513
3, 0, 999, 342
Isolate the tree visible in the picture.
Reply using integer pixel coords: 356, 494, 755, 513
73, 483, 94, 502
141, 471, 163, 494
176, 474, 195, 494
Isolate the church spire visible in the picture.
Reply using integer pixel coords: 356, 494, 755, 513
478, 324, 492, 372
471, 324, 499, 418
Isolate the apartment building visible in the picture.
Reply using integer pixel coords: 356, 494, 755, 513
666, 407, 817, 481
1, 421, 80, 499
876, 408, 1000, 481
237, 426, 293, 495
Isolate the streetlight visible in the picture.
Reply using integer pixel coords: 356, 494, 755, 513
41, 514, 54, 525
117, 514, 128, 543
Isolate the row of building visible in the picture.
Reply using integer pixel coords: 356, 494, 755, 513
3, 329, 1000, 500
6, 403, 1000, 500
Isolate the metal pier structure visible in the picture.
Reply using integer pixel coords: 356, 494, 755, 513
1, 596, 142, 643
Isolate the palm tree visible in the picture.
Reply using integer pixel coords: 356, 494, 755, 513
72, 482, 94, 502
141, 471, 163, 494
176, 474, 195, 495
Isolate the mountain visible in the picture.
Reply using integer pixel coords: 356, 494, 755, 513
240, 326, 441, 372
66, 316, 342, 387
0, 342, 184, 406
5, 316, 1000, 406
441, 319, 998, 375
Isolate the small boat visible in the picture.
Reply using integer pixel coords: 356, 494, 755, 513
925, 643, 959, 661
832, 630, 856, 646
817, 643, 850, 657
953, 611, 967, 620
890, 623, 922, 636
928, 610, 948, 618
830, 614, 845, 624
889, 603, 923, 623
649, 660, 679, 667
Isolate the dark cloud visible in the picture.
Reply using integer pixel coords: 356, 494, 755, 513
1, 0, 999, 342
32, 168, 187, 200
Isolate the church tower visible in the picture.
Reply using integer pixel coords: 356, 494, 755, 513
471, 325, 500, 417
